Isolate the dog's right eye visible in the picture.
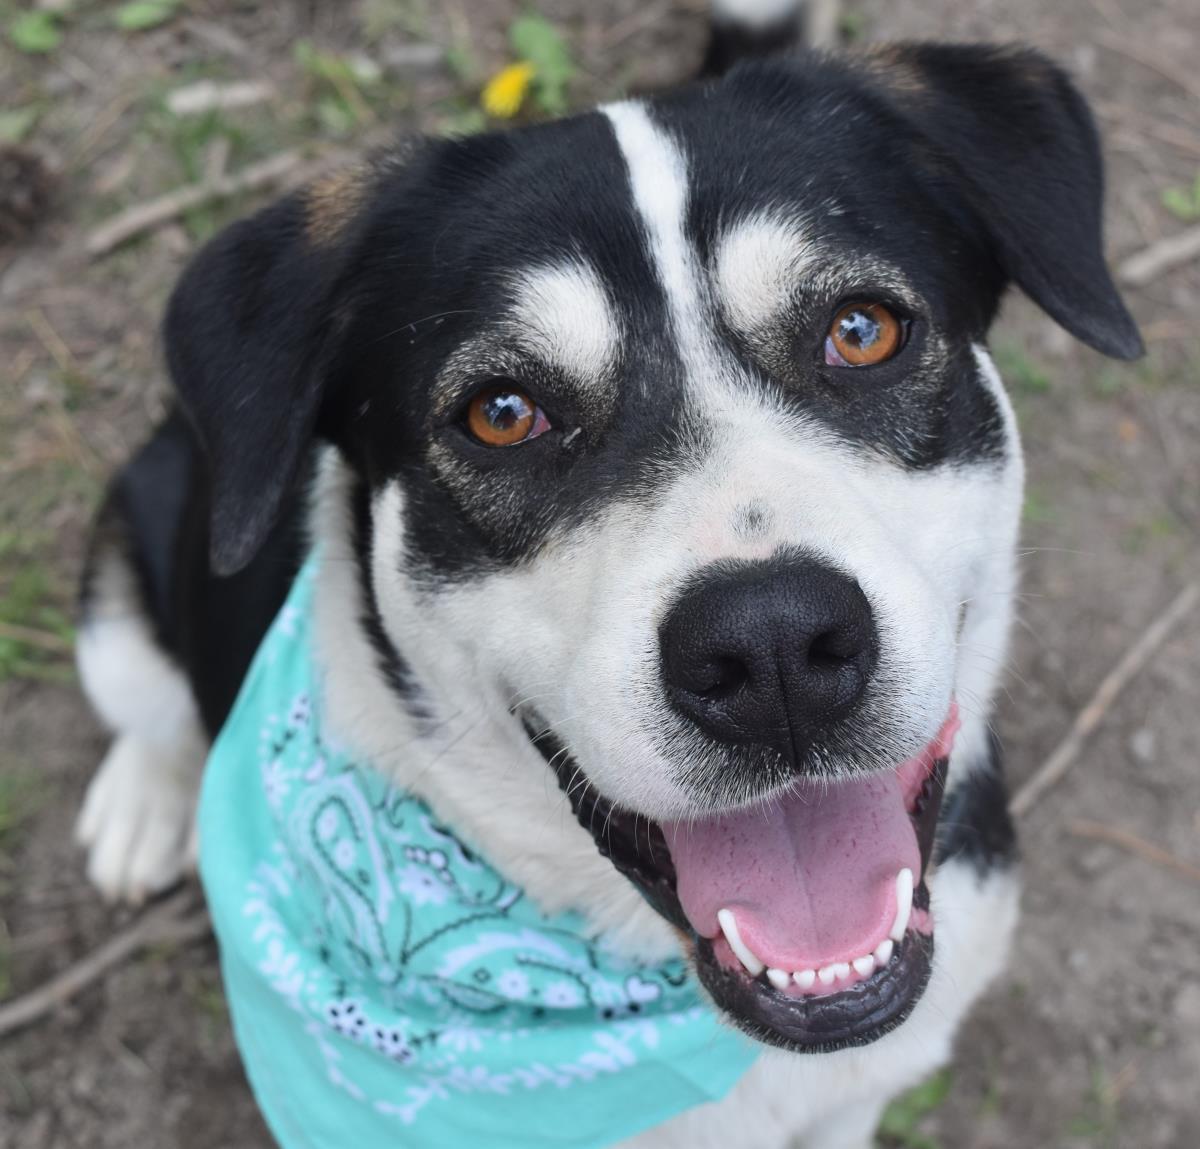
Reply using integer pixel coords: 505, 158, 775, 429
824, 302, 906, 367
464, 383, 551, 447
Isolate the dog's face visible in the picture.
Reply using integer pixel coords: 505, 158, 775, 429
168, 47, 1139, 1052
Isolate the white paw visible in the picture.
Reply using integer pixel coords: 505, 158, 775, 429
76, 735, 201, 904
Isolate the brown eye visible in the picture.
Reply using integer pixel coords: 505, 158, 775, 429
465, 384, 551, 447
826, 302, 904, 367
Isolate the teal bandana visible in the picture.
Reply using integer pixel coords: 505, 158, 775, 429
198, 558, 758, 1149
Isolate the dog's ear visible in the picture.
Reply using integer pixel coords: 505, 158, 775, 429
860, 44, 1142, 360
164, 167, 371, 576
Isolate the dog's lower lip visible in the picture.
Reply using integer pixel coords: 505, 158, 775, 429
519, 711, 949, 1052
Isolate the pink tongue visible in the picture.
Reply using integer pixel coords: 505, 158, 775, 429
664, 771, 919, 970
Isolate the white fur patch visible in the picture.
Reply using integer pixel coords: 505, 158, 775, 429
76, 550, 205, 903
710, 0, 803, 29
76, 552, 199, 744
945, 346, 1025, 782
714, 213, 816, 334
508, 260, 619, 387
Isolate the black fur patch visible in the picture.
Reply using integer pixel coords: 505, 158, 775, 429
934, 731, 1018, 874
348, 474, 430, 722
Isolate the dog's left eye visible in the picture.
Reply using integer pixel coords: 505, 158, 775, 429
824, 302, 906, 367
464, 383, 551, 447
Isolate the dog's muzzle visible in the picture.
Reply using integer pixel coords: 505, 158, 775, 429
520, 706, 959, 1053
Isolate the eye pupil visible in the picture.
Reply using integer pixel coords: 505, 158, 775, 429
837, 310, 881, 350
483, 392, 529, 429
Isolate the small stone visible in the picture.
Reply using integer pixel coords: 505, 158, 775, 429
1173, 982, 1200, 1027
1129, 728, 1156, 763
382, 42, 445, 74
1077, 845, 1112, 876
1067, 947, 1091, 972
23, 371, 65, 407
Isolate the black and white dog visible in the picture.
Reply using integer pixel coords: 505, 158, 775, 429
74, 1, 1141, 1144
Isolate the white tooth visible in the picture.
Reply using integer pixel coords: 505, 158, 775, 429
853, 954, 876, 977
717, 908, 765, 976
874, 938, 894, 966
766, 967, 791, 989
794, 969, 816, 989
890, 868, 914, 942
832, 962, 851, 980
817, 965, 838, 985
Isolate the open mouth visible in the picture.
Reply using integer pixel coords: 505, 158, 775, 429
521, 705, 959, 1053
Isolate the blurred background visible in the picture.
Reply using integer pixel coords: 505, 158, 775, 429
0, 2, 1197, 1146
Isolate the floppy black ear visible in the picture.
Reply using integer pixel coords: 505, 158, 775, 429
861, 43, 1143, 360
164, 171, 368, 576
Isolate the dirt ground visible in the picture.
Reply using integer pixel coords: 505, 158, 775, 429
1, 1, 1198, 1147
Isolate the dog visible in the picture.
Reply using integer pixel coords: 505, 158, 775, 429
73, 1, 1142, 1144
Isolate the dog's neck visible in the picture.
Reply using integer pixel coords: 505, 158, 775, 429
308, 448, 1011, 962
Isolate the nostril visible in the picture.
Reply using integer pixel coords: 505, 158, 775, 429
807, 628, 859, 669
693, 656, 751, 701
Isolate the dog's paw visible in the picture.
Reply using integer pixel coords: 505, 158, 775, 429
76, 736, 200, 904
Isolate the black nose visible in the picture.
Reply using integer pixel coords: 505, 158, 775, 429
659, 557, 877, 761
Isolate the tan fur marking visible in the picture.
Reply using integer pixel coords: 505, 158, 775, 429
856, 44, 930, 97
305, 166, 366, 246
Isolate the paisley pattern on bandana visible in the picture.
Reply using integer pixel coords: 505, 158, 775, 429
198, 559, 757, 1149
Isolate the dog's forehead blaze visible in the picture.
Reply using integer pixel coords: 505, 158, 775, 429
305, 166, 369, 246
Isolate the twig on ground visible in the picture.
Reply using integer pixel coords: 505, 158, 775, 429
1010, 583, 1200, 819
70, 91, 140, 168
0, 620, 73, 654
25, 307, 79, 378
166, 79, 274, 117
0, 887, 210, 1038
23, 308, 103, 475
1118, 224, 1200, 288
85, 150, 306, 257
1067, 820, 1200, 884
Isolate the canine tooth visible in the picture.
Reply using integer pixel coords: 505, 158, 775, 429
832, 962, 851, 980
766, 967, 791, 990
817, 965, 838, 985
874, 938, 894, 966
890, 867, 914, 942
853, 954, 876, 977
717, 908, 765, 977
794, 969, 816, 989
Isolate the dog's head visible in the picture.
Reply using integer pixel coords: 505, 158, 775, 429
167, 46, 1139, 1052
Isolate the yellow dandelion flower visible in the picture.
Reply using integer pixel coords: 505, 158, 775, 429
482, 61, 536, 119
